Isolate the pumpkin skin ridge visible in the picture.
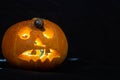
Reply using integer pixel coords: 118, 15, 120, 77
54, 24, 68, 62
2, 23, 20, 66
2, 20, 34, 66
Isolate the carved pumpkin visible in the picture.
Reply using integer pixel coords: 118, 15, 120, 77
2, 18, 68, 70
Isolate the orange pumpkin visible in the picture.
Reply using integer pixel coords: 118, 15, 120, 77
2, 17, 68, 70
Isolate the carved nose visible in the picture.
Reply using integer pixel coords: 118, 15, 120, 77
32, 38, 50, 55
34, 38, 46, 47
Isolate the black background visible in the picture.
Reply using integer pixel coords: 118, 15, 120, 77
0, 0, 120, 79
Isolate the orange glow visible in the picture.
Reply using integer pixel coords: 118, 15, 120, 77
34, 38, 46, 47
43, 28, 54, 39
18, 49, 60, 62
18, 27, 32, 40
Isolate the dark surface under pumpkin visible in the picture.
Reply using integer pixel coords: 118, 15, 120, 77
0, 58, 97, 79
0, 58, 116, 79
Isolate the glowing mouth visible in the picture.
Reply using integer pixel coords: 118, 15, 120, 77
18, 49, 60, 62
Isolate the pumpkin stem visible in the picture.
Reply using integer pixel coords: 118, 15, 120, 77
33, 18, 45, 31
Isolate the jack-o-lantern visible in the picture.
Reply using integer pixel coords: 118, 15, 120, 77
2, 18, 68, 70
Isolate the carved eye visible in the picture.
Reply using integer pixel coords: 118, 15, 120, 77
18, 27, 32, 40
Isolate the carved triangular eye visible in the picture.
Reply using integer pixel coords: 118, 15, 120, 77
34, 18, 45, 31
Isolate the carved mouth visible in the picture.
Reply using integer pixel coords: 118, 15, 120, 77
18, 49, 60, 62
